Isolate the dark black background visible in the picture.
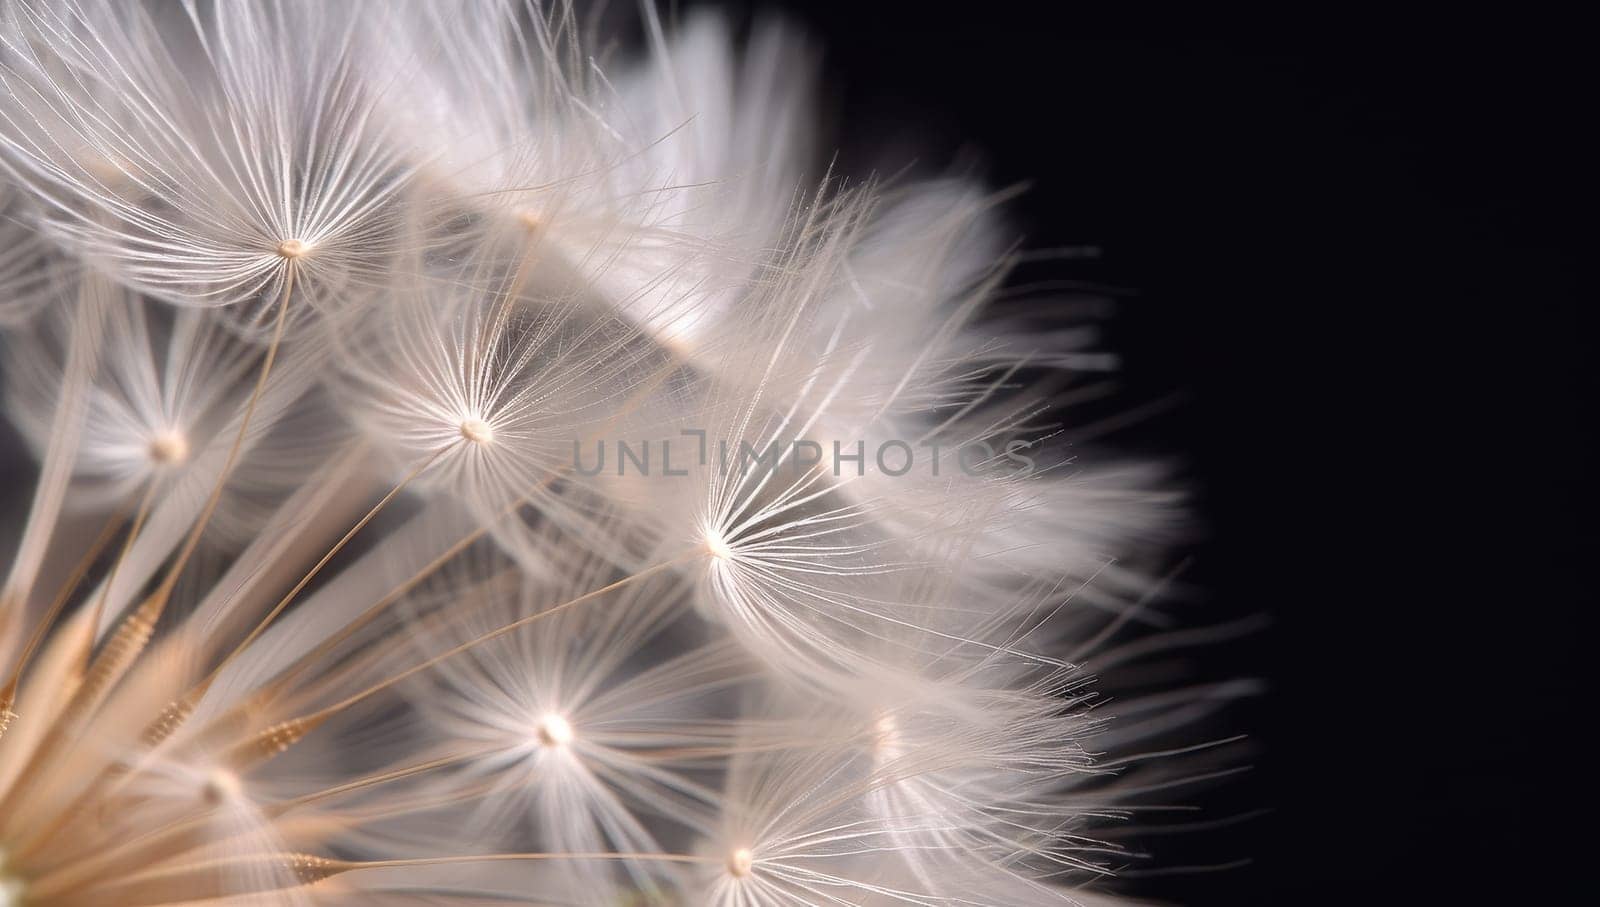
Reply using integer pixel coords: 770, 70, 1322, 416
696, 4, 1592, 903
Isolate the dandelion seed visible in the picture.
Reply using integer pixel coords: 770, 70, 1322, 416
703, 527, 735, 562
725, 847, 754, 878
458, 417, 495, 446
200, 767, 243, 806
533, 712, 574, 748
146, 431, 188, 466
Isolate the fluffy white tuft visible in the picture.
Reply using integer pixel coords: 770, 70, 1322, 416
0, 3, 1228, 906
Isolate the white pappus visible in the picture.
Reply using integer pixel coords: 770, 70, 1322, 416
0, 2, 1229, 906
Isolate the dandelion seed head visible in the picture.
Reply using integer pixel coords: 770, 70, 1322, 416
0, 2, 1202, 902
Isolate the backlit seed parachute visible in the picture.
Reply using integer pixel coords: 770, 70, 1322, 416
0, 2, 1223, 906
3, 275, 336, 520
332, 224, 675, 527
0, 0, 415, 332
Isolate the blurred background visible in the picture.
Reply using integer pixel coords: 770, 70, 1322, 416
689, 4, 1593, 903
